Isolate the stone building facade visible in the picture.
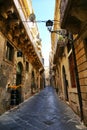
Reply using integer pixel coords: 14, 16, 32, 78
0, 0, 44, 114
50, 0, 87, 125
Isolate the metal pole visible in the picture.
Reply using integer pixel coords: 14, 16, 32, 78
70, 37, 84, 122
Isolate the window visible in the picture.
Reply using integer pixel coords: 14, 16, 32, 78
67, 32, 72, 53
6, 42, 14, 61
26, 61, 29, 72
17, 51, 22, 57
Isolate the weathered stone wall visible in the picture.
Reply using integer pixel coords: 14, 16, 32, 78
0, 33, 14, 114
75, 38, 87, 124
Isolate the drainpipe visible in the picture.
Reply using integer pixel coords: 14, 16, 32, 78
69, 33, 84, 122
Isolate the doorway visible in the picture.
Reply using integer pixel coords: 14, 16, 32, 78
10, 62, 23, 105
62, 65, 69, 101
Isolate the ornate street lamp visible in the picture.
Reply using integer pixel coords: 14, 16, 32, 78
46, 19, 67, 35
46, 19, 68, 47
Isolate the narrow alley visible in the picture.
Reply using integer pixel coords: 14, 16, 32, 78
0, 86, 86, 130
0, 0, 87, 129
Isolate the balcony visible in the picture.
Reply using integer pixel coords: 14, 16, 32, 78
53, 35, 66, 64
0, 0, 44, 70
60, 0, 87, 34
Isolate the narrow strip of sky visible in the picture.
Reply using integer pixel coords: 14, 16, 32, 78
32, 0, 55, 67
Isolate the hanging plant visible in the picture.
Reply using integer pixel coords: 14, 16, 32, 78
58, 35, 65, 42
57, 35, 68, 47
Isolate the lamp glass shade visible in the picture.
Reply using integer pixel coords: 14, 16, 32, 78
46, 20, 53, 31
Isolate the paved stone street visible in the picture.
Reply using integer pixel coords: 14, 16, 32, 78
0, 86, 87, 130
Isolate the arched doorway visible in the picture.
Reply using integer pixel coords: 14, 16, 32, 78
16, 62, 23, 86
10, 62, 23, 106
62, 65, 69, 101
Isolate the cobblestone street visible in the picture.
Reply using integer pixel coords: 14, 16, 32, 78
0, 86, 87, 130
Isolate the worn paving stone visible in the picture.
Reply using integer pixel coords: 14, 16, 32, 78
0, 86, 87, 130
